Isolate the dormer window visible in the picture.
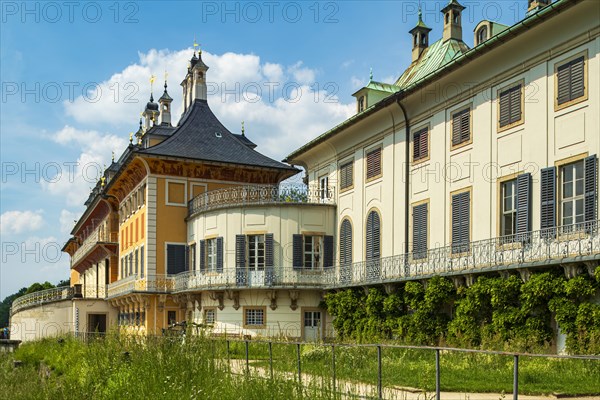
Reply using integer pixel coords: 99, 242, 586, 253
476, 26, 488, 45
358, 96, 365, 112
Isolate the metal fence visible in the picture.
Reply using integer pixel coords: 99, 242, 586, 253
10, 286, 74, 315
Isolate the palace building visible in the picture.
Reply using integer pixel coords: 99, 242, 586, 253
10, 0, 599, 343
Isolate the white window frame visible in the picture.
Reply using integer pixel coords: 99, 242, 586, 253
247, 235, 265, 271
561, 161, 585, 227
501, 179, 517, 237
207, 238, 218, 272
303, 235, 323, 270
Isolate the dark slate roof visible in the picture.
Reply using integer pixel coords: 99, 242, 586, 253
233, 133, 257, 149
145, 124, 176, 136
139, 99, 297, 171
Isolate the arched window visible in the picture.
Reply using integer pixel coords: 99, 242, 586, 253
453, 11, 459, 24
365, 210, 381, 261
445, 13, 449, 24
339, 219, 352, 266
477, 26, 488, 45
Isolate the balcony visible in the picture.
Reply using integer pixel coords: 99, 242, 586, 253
188, 184, 335, 217
106, 274, 175, 299
71, 218, 118, 269
173, 267, 328, 292
329, 220, 600, 288
11, 286, 74, 315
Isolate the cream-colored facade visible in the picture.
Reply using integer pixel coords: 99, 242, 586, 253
11, 0, 599, 342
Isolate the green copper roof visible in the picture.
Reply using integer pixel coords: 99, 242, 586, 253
364, 80, 399, 94
394, 38, 469, 89
491, 22, 509, 36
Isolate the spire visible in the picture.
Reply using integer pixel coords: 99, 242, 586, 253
369, 68, 373, 82
111, 151, 115, 163
409, 5, 432, 62
441, 0, 465, 42
143, 74, 159, 130
159, 72, 173, 126
241, 121, 245, 136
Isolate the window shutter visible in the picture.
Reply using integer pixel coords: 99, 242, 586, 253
516, 173, 532, 240
216, 237, 224, 273
199, 240, 206, 272
452, 109, 470, 146
584, 155, 597, 223
265, 233, 274, 285
340, 162, 353, 190
499, 89, 511, 127
540, 167, 556, 230
413, 131, 420, 160
557, 62, 571, 105
451, 192, 470, 253
140, 246, 144, 278
366, 211, 381, 261
413, 129, 428, 161
412, 203, 428, 259
167, 244, 186, 275
235, 235, 247, 286
323, 235, 334, 268
366, 148, 382, 179
570, 56, 585, 101
509, 85, 521, 124
339, 219, 352, 266
292, 234, 303, 270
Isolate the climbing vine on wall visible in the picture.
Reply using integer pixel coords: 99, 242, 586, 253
323, 268, 600, 354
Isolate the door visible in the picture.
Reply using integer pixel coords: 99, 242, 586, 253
87, 314, 107, 334
303, 311, 322, 341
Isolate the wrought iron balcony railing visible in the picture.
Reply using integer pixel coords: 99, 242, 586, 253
327, 220, 600, 288
173, 267, 328, 292
71, 219, 118, 268
188, 184, 336, 217
106, 274, 175, 299
10, 286, 74, 315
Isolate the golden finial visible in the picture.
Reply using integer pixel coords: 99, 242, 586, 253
241, 121, 245, 136
193, 35, 201, 54
150, 74, 156, 93
138, 135, 142, 145
111, 151, 115, 162
129, 132, 133, 143
101, 176, 106, 187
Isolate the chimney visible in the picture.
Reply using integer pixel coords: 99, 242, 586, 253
409, 8, 432, 63
441, 0, 466, 42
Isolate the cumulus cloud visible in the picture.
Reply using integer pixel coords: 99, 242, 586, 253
62, 48, 355, 162
0, 210, 44, 235
59, 209, 80, 234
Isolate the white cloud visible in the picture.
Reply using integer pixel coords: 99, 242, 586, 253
351, 76, 366, 90
61, 48, 355, 163
0, 210, 44, 235
41, 126, 127, 206
59, 209, 80, 234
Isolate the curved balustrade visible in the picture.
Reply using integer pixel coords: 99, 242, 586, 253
10, 286, 74, 315
188, 184, 335, 217
71, 220, 118, 268
107, 274, 175, 299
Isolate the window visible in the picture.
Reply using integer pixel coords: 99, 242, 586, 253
303, 235, 323, 270
319, 175, 329, 202
451, 108, 471, 148
358, 96, 365, 112
248, 235, 265, 271
339, 219, 352, 266
561, 161, 585, 227
412, 202, 428, 259
134, 249, 139, 275
189, 243, 196, 271
339, 161, 354, 191
244, 307, 265, 328
413, 128, 428, 162
167, 310, 177, 325
204, 308, 216, 325
207, 239, 218, 272
501, 180, 517, 237
366, 147, 382, 180
476, 26, 488, 45
451, 190, 470, 254
140, 245, 145, 278
557, 56, 585, 107
166, 244, 187, 275
499, 84, 522, 128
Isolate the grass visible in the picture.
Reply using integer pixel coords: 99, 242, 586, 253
2, 335, 599, 398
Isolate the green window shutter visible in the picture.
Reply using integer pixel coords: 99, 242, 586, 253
540, 167, 556, 230
557, 62, 571, 105
216, 237, 224, 273
412, 203, 428, 259
339, 219, 352, 266
166, 244, 186, 275
516, 173, 532, 240
509, 85, 522, 124
292, 234, 303, 270
235, 235, 247, 286
366, 211, 381, 261
199, 240, 206, 272
323, 235, 334, 268
451, 192, 470, 253
264, 233, 274, 285
584, 155, 597, 223
570, 56, 585, 101
499, 89, 511, 127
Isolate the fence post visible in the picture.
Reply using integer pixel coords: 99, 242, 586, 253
377, 345, 383, 399
513, 355, 519, 400
331, 344, 336, 397
435, 349, 441, 400
269, 341, 273, 380
245, 340, 250, 375
297, 343, 302, 385
226, 339, 230, 372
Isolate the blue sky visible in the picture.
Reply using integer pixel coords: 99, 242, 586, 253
0, 0, 529, 298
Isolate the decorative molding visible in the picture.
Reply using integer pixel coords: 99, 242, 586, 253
267, 290, 278, 310
289, 290, 299, 311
